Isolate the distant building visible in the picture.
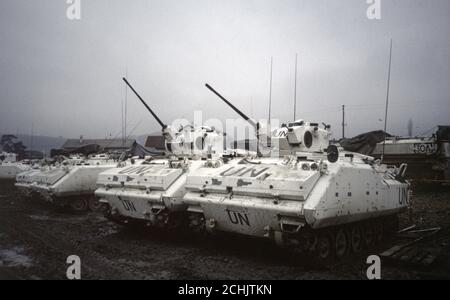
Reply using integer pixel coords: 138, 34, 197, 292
62, 137, 136, 152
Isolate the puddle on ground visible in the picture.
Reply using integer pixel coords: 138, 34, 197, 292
0, 246, 33, 267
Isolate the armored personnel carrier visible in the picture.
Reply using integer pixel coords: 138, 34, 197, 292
15, 153, 118, 211
371, 128, 450, 185
181, 84, 411, 260
0, 152, 32, 181
95, 78, 228, 228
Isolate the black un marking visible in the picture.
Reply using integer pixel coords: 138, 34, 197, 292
226, 209, 250, 226
278, 131, 287, 137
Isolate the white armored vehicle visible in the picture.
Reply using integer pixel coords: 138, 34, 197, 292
181, 84, 411, 260
372, 128, 450, 185
15, 154, 118, 211
95, 78, 227, 228
0, 152, 32, 181
15, 155, 84, 197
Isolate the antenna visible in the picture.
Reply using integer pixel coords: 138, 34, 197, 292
122, 67, 128, 145
294, 53, 298, 121
124, 68, 128, 145
381, 39, 393, 164
121, 77, 124, 145
268, 57, 273, 126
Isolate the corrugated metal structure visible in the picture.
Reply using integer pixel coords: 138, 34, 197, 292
62, 138, 135, 152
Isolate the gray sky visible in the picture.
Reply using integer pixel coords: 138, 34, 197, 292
0, 0, 449, 139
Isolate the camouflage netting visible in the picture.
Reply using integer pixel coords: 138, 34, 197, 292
339, 130, 391, 155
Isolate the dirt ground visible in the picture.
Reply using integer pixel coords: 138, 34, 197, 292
0, 181, 449, 280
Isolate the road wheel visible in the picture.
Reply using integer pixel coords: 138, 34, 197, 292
316, 232, 333, 261
88, 196, 103, 212
363, 223, 375, 248
334, 228, 350, 259
69, 198, 88, 212
350, 225, 363, 253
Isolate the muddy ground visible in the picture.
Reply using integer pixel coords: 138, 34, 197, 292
0, 182, 449, 280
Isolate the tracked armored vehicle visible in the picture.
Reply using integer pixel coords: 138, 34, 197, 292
371, 128, 450, 185
0, 152, 32, 181
15, 153, 118, 211
95, 78, 228, 228
181, 84, 411, 260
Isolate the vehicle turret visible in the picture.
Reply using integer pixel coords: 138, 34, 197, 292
124, 78, 224, 158
205, 84, 330, 157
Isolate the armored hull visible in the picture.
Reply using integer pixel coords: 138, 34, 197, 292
95, 78, 228, 227
182, 152, 410, 259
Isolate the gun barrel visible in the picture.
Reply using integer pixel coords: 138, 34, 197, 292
205, 84, 257, 129
123, 77, 166, 129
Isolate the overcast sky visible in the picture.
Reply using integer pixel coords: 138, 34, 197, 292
0, 0, 449, 140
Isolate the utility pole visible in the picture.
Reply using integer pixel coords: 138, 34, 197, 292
342, 105, 346, 139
